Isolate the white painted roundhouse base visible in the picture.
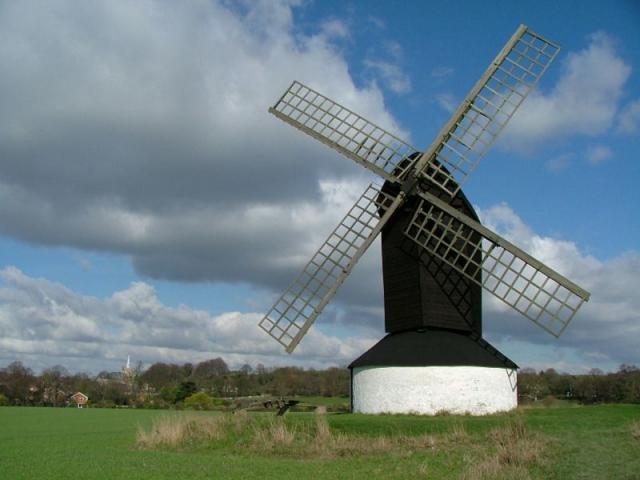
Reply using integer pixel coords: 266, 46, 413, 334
352, 365, 517, 415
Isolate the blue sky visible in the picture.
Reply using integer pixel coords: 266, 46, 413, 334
0, 0, 638, 373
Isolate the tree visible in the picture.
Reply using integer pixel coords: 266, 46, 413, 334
139, 362, 185, 390
194, 358, 229, 379
322, 367, 349, 397
175, 381, 197, 403
518, 371, 550, 402
182, 363, 194, 378
40, 366, 68, 406
159, 386, 178, 403
619, 364, 639, 374
3, 361, 35, 405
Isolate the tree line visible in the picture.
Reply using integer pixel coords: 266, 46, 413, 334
1, 359, 638, 408
0, 358, 349, 408
518, 365, 640, 404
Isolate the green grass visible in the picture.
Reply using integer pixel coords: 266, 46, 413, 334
291, 395, 350, 407
0, 404, 639, 479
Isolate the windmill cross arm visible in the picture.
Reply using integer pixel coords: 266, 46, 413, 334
405, 190, 590, 337
412, 25, 560, 198
420, 191, 589, 300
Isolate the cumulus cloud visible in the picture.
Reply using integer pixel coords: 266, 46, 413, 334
1, 201, 637, 373
0, 267, 378, 373
0, 0, 406, 295
503, 32, 632, 149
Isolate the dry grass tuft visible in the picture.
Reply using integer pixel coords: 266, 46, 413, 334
136, 414, 226, 449
137, 411, 443, 460
229, 409, 251, 433
461, 417, 549, 480
304, 414, 440, 459
251, 418, 298, 452
449, 421, 470, 442
137, 411, 547, 478
631, 420, 640, 441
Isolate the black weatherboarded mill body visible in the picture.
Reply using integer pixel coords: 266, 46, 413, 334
350, 168, 517, 372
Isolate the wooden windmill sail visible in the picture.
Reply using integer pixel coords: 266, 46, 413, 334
259, 25, 589, 357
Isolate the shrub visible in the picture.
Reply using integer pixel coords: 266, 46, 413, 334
0, 393, 8, 406
184, 391, 214, 410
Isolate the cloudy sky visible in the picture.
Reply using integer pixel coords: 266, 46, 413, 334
0, 0, 638, 374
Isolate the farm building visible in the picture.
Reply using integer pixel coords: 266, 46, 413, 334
70, 392, 88, 408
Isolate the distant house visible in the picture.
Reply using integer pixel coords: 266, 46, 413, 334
70, 392, 88, 408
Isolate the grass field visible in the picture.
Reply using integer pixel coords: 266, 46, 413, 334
1, 404, 639, 479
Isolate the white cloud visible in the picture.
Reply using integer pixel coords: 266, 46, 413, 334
545, 152, 573, 172
384, 40, 404, 61
364, 59, 412, 94
320, 18, 349, 39
617, 98, 640, 134
435, 92, 457, 113
431, 66, 454, 78
0, 267, 378, 373
1, 201, 638, 374
585, 144, 612, 166
503, 32, 632, 149
367, 16, 385, 30
0, 0, 408, 290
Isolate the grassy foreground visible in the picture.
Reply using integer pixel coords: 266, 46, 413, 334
0, 404, 638, 479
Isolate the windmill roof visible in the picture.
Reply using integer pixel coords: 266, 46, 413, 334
349, 329, 518, 369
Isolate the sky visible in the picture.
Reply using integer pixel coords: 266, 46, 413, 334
0, 0, 638, 374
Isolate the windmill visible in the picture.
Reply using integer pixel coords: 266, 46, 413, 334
259, 25, 590, 414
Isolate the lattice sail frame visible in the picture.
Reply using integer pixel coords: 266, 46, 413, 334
269, 81, 419, 183
259, 185, 404, 353
413, 25, 560, 197
404, 192, 590, 336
